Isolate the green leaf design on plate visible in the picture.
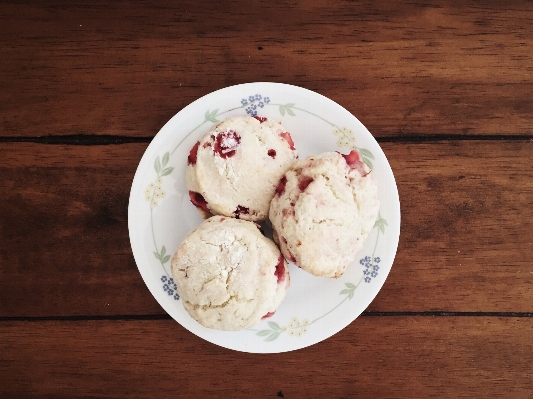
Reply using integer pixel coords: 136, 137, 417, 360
340, 282, 356, 300
359, 148, 374, 159
154, 156, 161, 174
256, 330, 272, 337
162, 152, 170, 167
278, 103, 296, 117
374, 214, 388, 234
205, 109, 219, 123
362, 157, 373, 170
153, 245, 171, 264
160, 167, 174, 177
264, 331, 281, 342
268, 321, 281, 330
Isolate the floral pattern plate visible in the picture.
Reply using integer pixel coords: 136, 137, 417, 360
128, 82, 400, 353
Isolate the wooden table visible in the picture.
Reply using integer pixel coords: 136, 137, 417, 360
1, 1, 532, 397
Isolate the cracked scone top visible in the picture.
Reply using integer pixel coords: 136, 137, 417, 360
171, 216, 290, 331
186, 116, 298, 221
269, 150, 380, 278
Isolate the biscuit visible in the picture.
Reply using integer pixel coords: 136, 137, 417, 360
269, 151, 380, 278
186, 116, 298, 221
171, 216, 290, 330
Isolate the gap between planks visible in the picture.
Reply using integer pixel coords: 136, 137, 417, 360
1, 311, 532, 322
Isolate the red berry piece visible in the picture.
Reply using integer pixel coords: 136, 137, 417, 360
188, 191, 209, 212
298, 175, 314, 191
274, 255, 285, 283
280, 132, 295, 150
213, 130, 241, 158
187, 141, 200, 165
234, 205, 249, 219
341, 150, 368, 175
341, 150, 361, 166
275, 176, 287, 196
261, 311, 275, 320
267, 149, 276, 158
254, 116, 267, 123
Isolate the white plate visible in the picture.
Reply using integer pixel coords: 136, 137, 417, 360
128, 82, 400, 353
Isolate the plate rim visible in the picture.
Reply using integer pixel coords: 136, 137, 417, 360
128, 81, 401, 353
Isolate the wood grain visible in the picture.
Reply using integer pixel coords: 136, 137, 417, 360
1, 0, 532, 138
1, 318, 532, 398
1, 141, 532, 317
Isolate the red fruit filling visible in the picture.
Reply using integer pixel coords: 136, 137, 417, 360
267, 149, 276, 158
280, 237, 297, 263
274, 255, 285, 283
298, 175, 314, 191
262, 311, 275, 320
202, 142, 211, 148
254, 116, 267, 123
342, 150, 361, 165
213, 130, 241, 158
187, 141, 200, 165
340, 150, 368, 175
234, 205, 249, 219
280, 132, 295, 150
282, 208, 294, 217
287, 250, 297, 263
188, 191, 209, 212
275, 176, 287, 196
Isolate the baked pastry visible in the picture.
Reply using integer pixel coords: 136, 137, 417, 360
186, 116, 298, 221
171, 216, 290, 330
269, 150, 380, 278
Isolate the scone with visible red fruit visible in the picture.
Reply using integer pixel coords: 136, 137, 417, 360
269, 151, 380, 278
186, 116, 298, 221
171, 216, 290, 331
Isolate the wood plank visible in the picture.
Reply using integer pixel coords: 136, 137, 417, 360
1, 1, 532, 137
1, 318, 532, 398
1, 141, 532, 316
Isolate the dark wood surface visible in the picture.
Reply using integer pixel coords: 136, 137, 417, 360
1, 1, 532, 398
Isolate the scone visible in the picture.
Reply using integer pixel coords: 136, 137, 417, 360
269, 150, 380, 278
186, 116, 298, 221
171, 216, 290, 331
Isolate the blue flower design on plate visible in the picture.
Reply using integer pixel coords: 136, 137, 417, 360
360, 256, 380, 283
161, 275, 180, 300
245, 107, 258, 117
243, 94, 268, 113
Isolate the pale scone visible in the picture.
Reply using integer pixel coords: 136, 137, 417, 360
186, 116, 298, 221
171, 216, 290, 331
269, 151, 380, 278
